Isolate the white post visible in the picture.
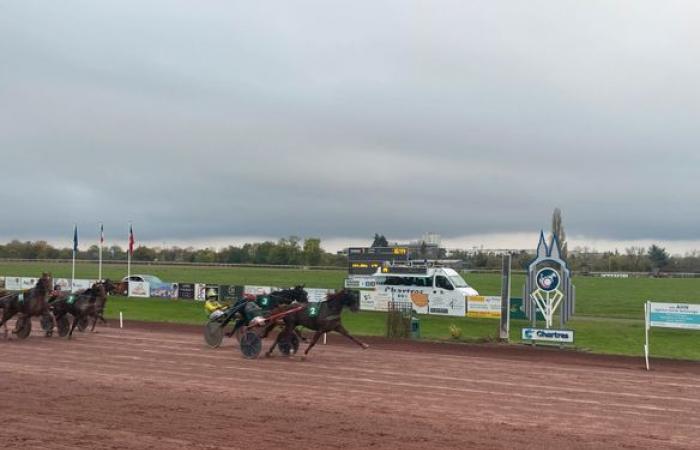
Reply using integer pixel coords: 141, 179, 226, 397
119, 311, 123, 329
323, 332, 327, 345
644, 301, 650, 371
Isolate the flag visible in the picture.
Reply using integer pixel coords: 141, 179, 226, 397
73, 225, 78, 253
100, 223, 104, 244
128, 224, 135, 255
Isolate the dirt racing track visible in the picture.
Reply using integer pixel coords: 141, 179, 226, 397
1, 321, 699, 449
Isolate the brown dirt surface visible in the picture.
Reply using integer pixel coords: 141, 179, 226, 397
1, 319, 699, 449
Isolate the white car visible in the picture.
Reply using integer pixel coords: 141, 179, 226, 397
119, 274, 165, 295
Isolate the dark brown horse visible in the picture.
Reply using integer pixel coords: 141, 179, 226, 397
265, 289, 368, 358
91, 279, 117, 331
0, 273, 53, 339
49, 281, 113, 338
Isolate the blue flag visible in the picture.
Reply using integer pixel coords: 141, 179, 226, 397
73, 225, 78, 253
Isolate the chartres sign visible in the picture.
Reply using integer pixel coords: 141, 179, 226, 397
521, 327, 574, 343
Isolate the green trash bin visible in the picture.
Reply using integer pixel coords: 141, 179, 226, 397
410, 316, 421, 339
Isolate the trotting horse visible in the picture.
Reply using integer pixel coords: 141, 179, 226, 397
90, 279, 117, 331
265, 289, 368, 358
50, 281, 113, 338
0, 273, 53, 339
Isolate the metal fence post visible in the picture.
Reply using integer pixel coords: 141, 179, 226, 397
499, 254, 512, 341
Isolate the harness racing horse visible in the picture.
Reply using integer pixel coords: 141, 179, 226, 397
0, 273, 53, 339
265, 289, 368, 358
89, 279, 116, 331
50, 282, 111, 338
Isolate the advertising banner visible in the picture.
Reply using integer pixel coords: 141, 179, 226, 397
219, 285, 243, 301
521, 328, 574, 343
467, 296, 502, 318
244, 285, 274, 296
54, 278, 71, 291
428, 294, 466, 317
306, 288, 333, 303
22, 277, 38, 289
150, 282, 179, 299
128, 281, 150, 298
345, 277, 377, 289
649, 302, 700, 330
72, 279, 93, 293
379, 287, 428, 314
4, 277, 21, 291
194, 283, 207, 301
178, 283, 195, 299
359, 290, 391, 312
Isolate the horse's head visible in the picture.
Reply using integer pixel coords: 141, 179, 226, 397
101, 279, 117, 294
330, 289, 360, 312
38, 272, 53, 292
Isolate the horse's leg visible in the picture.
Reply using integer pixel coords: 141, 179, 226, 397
265, 330, 283, 357
303, 331, 324, 356
68, 314, 80, 339
0, 307, 14, 339
334, 324, 369, 349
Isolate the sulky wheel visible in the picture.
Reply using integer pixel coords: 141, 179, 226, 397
239, 330, 262, 359
15, 315, 32, 340
278, 332, 300, 356
57, 316, 70, 337
204, 320, 225, 348
77, 316, 89, 332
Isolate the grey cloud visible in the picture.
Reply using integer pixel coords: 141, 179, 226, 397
1, 1, 700, 245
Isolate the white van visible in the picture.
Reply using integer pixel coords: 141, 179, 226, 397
348, 266, 478, 316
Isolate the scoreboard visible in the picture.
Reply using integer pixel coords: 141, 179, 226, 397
347, 247, 410, 275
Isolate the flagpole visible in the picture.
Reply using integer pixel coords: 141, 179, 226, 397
99, 223, 103, 281
72, 224, 77, 291
127, 222, 132, 280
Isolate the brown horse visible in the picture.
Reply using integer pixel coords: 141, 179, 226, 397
265, 289, 368, 358
49, 280, 115, 338
91, 279, 117, 331
0, 273, 53, 339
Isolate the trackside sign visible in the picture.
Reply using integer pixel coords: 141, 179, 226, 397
648, 302, 700, 330
521, 328, 574, 343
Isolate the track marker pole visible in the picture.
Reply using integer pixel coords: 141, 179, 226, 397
323, 332, 327, 345
644, 301, 650, 371
120, 311, 123, 329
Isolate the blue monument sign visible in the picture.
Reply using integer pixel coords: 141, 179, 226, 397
523, 232, 576, 329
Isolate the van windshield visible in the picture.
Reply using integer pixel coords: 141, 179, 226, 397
448, 275, 469, 288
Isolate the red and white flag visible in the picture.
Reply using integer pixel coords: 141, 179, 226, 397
128, 224, 135, 255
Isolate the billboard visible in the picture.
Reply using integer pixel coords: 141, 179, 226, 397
150, 282, 179, 299
467, 296, 501, 319
177, 283, 195, 299
649, 302, 700, 330
521, 328, 574, 343
4, 277, 21, 291
128, 281, 150, 298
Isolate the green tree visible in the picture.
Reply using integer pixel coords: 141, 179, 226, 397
371, 233, 388, 247
647, 245, 669, 271
303, 238, 322, 266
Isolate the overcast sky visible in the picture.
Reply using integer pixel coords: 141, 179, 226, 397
2, 1, 699, 252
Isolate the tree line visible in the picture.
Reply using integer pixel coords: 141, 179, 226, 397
0, 237, 347, 267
